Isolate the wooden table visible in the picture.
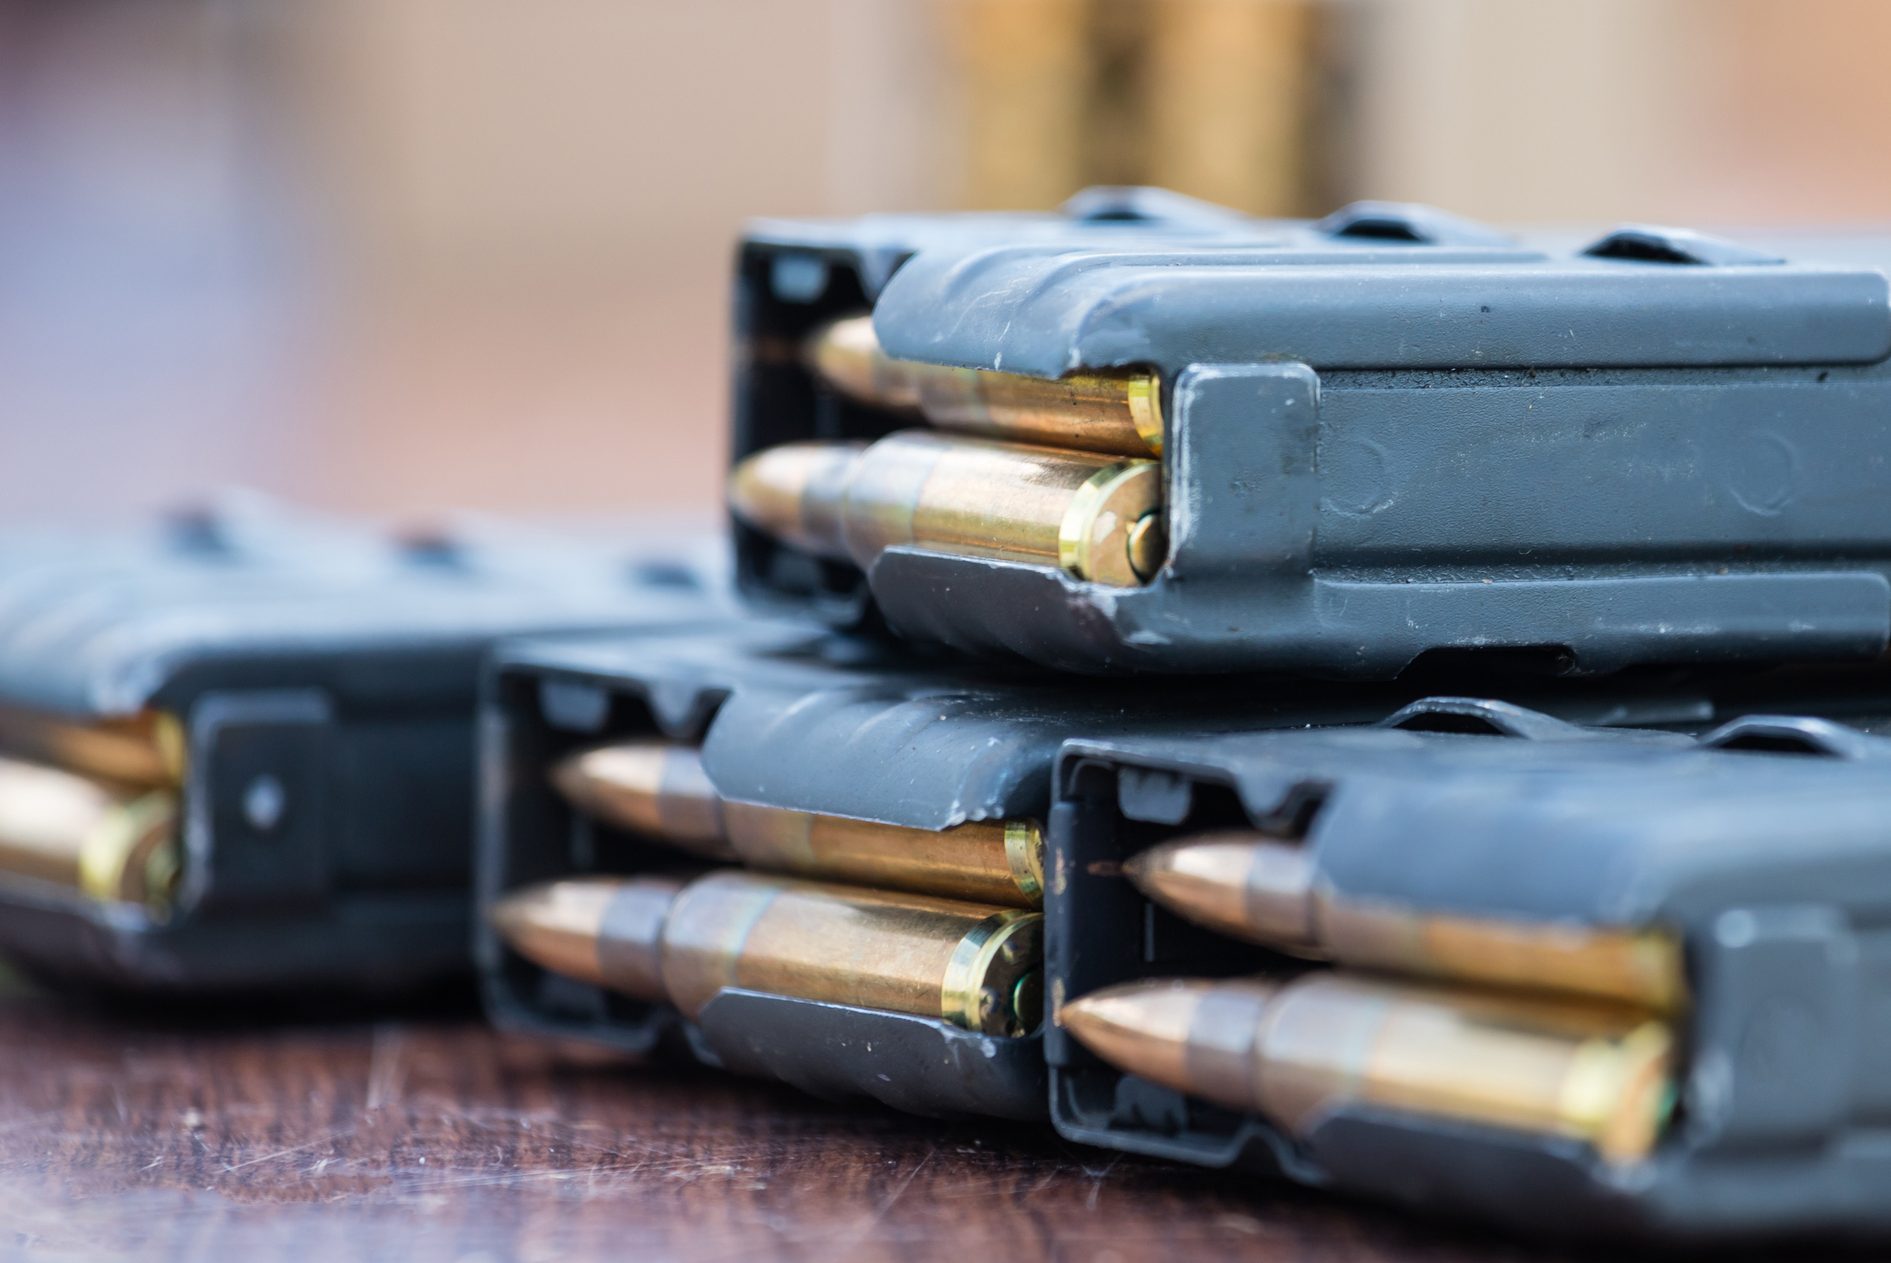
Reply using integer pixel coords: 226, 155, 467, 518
0, 982, 1607, 1262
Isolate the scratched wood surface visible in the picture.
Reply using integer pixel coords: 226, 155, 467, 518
0, 982, 1645, 1263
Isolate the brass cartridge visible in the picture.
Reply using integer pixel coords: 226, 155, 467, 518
550, 740, 1043, 907
491, 871, 1043, 1036
807, 314, 1164, 458
729, 430, 1165, 587
1060, 974, 1674, 1163
0, 756, 179, 911
0, 707, 185, 789
719, 803, 1042, 909
659, 871, 1042, 1036
1125, 833, 1686, 1013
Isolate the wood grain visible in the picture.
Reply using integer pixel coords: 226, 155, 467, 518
0, 982, 1621, 1263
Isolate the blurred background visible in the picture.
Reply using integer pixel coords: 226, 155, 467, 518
4, 0, 1890, 525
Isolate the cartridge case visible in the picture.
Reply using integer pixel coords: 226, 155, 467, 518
494, 872, 1041, 1036
0, 707, 184, 789
660, 871, 1043, 1037
720, 803, 1042, 909
807, 315, 1163, 457
1060, 974, 1674, 1163
731, 431, 1165, 587
552, 740, 1043, 907
0, 756, 178, 911
1127, 833, 1685, 1012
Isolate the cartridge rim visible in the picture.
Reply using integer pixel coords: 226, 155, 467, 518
1057, 460, 1164, 587
1124, 374, 1164, 456
77, 791, 177, 914
151, 712, 188, 785
1004, 820, 1045, 904
941, 909, 1044, 1037
1561, 1020, 1676, 1162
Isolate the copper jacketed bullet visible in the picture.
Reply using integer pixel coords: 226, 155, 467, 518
0, 755, 179, 911
1060, 974, 1675, 1163
488, 873, 682, 1001
1125, 832, 1686, 1012
807, 314, 1164, 458
491, 871, 1043, 1036
729, 430, 1165, 587
552, 740, 1044, 907
551, 742, 735, 860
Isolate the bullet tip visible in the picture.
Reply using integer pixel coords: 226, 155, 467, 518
489, 879, 616, 988
1118, 843, 1162, 890
554, 742, 739, 858
487, 888, 532, 941
547, 750, 598, 808
1059, 978, 1211, 1093
1125, 833, 1316, 949
1119, 837, 1211, 911
806, 315, 904, 406
727, 443, 861, 560
552, 743, 666, 813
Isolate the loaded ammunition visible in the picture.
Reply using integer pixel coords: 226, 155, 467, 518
662, 871, 1042, 1035
0, 707, 185, 788
492, 870, 1043, 1037
551, 740, 1043, 907
484, 621, 1385, 1122
1060, 974, 1674, 1163
729, 430, 1164, 587
0, 756, 178, 911
807, 315, 1163, 458
743, 196, 1891, 678
1040, 704, 1891, 1235
1126, 832, 1685, 1012
0, 502, 728, 996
